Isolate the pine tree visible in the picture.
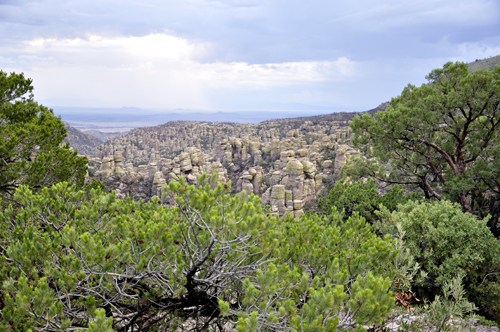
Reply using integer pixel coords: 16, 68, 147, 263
0, 175, 397, 331
0, 71, 87, 198
348, 62, 500, 234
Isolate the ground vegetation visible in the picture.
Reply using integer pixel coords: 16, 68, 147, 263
0, 176, 396, 331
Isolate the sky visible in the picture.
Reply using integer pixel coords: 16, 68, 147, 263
1, 0, 499, 112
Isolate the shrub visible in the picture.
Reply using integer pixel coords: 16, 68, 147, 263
318, 179, 418, 223
395, 275, 477, 332
377, 200, 500, 321
0, 175, 397, 331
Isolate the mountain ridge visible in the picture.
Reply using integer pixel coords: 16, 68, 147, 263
468, 54, 500, 72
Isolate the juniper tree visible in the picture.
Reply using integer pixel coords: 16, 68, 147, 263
348, 62, 500, 234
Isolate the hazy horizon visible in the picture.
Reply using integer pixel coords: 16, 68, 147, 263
54, 106, 367, 132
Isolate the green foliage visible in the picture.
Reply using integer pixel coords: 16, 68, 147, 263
424, 275, 476, 332
317, 181, 424, 301
87, 166, 97, 177
377, 200, 500, 320
0, 71, 87, 197
396, 276, 477, 332
0, 176, 397, 331
348, 62, 500, 234
240, 211, 397, 332
319, 145, 336, 165
388, 224, 428, 295
477, 316, 500, 328
84, 178, 106, 195
317, 179, 418, 223
89, 309, 114, 332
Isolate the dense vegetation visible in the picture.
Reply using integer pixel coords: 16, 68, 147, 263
1, 61, 500, 331
0, 179, 396, 331
376, 200, 500, 319
348, 62, 500, 236
317, 180, 418, 222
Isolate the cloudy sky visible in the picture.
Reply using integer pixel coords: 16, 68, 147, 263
1, 0, 499, 112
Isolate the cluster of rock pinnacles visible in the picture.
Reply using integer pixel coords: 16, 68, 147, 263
87, 119, 359, 215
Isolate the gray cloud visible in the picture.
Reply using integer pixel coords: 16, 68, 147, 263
2, 0, 498, 61
0, 0, 499, 110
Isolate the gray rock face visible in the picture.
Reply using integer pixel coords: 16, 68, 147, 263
63, 122, 102, 156
93, 147, 228, 203
88, 113, 363, 213
179, 152, 192, 172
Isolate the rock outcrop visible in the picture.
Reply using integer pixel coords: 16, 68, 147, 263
86, 108, 378, 214
63, 122, 102, 156
91, 146, 228, 203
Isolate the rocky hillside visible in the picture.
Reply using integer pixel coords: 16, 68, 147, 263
84, 103, 390, 216
63, 122, 102, 156
83, 130, 123, 142
469, 54, 500, 72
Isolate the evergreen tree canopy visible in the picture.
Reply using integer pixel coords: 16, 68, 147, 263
348, 62, 500, 234
0, 71, 87, 198
376, 200, 500, 320
0, 176, 396, 331
317, 179, 418, 223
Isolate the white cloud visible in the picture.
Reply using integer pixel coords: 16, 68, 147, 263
1, 33, 356, 108
23, 33, 199, 65
456, 43, 500, 61
196, 58, 355, 90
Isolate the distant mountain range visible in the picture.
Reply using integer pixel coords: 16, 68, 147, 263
53, 108, 356, 132
63, 102, 390, 156
61, 54, 499, 150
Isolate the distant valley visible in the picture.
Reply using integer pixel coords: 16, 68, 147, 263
54, 107, 357, 132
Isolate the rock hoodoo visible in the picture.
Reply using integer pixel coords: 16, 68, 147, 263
87, 111, 371, 213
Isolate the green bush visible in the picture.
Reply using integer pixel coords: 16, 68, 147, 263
377, 200, 500, 321
318, 179, 418, 223
87, 166, 97, 177
0, 176, 397, 331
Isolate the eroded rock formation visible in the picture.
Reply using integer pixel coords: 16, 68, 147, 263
88, 111, 370, 214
